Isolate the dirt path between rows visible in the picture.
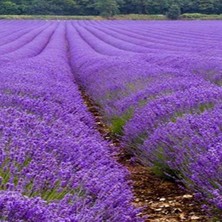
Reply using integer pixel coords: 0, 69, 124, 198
81, 90, 210, 222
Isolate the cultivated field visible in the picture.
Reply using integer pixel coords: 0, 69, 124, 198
0, 20, 222, 221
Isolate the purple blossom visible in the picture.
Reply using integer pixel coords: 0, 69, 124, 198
0, 21, 141, 222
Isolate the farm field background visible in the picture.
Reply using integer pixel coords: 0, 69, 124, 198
0, 20, 222, 221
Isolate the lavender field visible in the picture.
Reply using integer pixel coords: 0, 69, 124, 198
0, 20, 222, 221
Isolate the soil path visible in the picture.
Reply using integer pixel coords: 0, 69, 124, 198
81, 90, 210, 222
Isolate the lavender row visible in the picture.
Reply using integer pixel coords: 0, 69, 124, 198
0, 21, 140, 222
77, 20, 222, 57
123, 85, 222, 146
0, 23, 49, 55
69, 20, 222, 216
141, 106, 222, 214
73, 21, 222, 85
0, 23, 57, 63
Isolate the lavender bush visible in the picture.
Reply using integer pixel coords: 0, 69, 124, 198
141, 106, 222, 215
67, 20, 222, 216
1, 19, 222, 219
0, 21, 141, 221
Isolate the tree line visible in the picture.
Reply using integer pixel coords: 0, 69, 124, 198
0, 0, 222, 17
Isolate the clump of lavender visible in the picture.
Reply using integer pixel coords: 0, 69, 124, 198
141, 106, 222, 217
2, 18, 222, 220
67, 20, 222, 216
0, 21, 141, 222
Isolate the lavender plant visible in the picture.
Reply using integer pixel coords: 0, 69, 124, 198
0, 21, 141, 222
2, 18, 222, 219
67, 20, 222, 216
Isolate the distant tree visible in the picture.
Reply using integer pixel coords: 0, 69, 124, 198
0, 1, 20, 14
167, 4, 181, 19
75, 0, 96, 15
129, 0, 150, 14
120, 0, 168, 14
50, 0, 77, 15
199, 0, 215, 14
94, 0, 119, 17
213, 0, 222, 14
150, 0, 168, 14
23, 0, 51, 14
1, 0, 222, 16
180, 0, 200, 13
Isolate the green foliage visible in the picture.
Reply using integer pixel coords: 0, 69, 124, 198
148, 146, 182, 180
199, 0, 215, 14
167, 4, 181, 19
115, 14, 166, 20
181, 12, 208, 18
0, 1, 20, 14
0, 157, 85, 202
110, 109, 133, 135
0, 0, 222, 16
94, 0, 120, 17
0, 15, 100, 19
110, 117, 127, 135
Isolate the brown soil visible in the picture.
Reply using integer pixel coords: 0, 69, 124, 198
124, 161, 209, 221
81, 91, 210, 222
